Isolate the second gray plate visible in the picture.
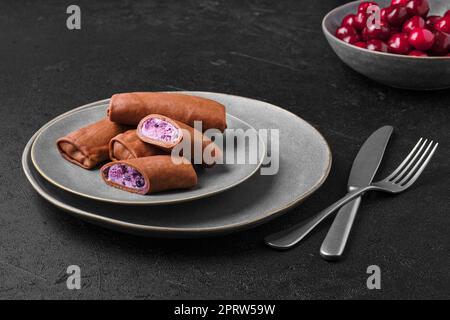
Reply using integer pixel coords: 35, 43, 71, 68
31, 100, 264, 205
23, 92, 332, 237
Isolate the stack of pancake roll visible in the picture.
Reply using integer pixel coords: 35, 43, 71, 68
56, 92, 227, 194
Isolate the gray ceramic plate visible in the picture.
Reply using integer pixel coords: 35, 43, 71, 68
23, 92, 332, 237
31, 101, 265, 205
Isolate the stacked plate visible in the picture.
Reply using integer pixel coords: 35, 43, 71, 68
22, 92, 332, 237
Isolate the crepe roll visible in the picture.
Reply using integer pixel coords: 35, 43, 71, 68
136, 114, 221, 167
100, 156, 197, 194
107, 92, 227, 132
109, 129, 166, 161
56, 118, 128, 169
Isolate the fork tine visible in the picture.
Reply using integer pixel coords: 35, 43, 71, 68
392, 139, 428, 183
402, 142, 438, 188
398, 140, 434, 185
386, 138, 425, 181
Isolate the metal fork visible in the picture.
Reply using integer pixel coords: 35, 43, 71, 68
265, 138, 438, 250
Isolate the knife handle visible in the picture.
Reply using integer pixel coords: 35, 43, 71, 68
320, 197, 362, 261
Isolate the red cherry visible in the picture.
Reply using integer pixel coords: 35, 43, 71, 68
425, 16, 442, 32
343, 34, 361, 44
358, 2, 379, 13
390, 26, 402, 37
362, 21, 391, 41
391, 0, 408, 5
435, 17, 450, 34
336, 26, 357, 40
406, 0, 430, 18
385, 5, 409, 27
430, 30, 450, 55
354, 12, 368, 31
366, 39, 389, 52
388, 33, 412, 54
445, 10, 450, 18
408, 27, 435, 51
381, 8, 388, 22
402, 16, 425, 34
354, 41, 368, 49
341, 14, 357, 29
408, 50, 428, 56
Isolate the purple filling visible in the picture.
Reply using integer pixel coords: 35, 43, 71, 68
140, 118, 179, 143
105, 164, 145, 190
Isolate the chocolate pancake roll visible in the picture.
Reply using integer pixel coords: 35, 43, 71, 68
107, 92, 227, 132
56, 118, 128, 169
136, 114, 221, 166
109, 129, 166, 161
100, 156, 198, 194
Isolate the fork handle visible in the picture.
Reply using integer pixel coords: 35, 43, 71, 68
265, 186, 374, 250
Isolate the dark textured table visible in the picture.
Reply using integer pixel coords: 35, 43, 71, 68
1, 0, 449, 299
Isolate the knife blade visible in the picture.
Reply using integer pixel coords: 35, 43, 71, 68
320, 126, 393, 261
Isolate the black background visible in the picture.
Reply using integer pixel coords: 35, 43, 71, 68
1, 0, 449, 299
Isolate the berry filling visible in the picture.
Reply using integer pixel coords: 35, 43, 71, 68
104, 164, 146, 190
140, 117, 180, 143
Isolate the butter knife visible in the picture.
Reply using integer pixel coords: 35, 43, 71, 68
320, 126, 393, 260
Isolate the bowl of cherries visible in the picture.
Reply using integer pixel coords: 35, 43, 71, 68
323, 0, 450, 90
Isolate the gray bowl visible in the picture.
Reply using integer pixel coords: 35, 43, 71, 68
323, 0, 450, 90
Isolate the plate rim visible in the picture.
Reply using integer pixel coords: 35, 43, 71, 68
23, 92, 332, 236
30, 100, 265, 205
